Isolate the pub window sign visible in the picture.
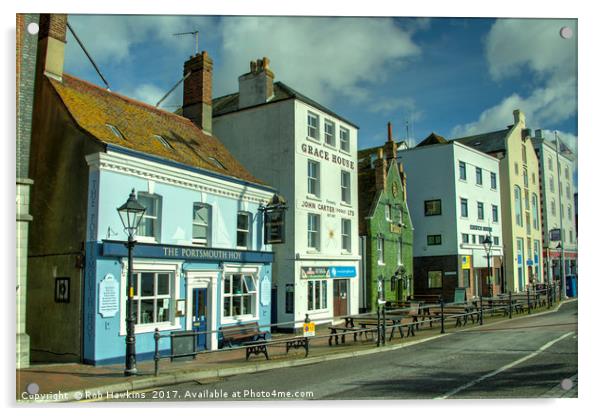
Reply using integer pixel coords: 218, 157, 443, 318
55, 277, 70, 303
262, 194, 287, 245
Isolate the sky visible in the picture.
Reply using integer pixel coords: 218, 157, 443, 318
62, 15, 578, 185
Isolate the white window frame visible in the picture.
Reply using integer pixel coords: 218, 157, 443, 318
136, 192, 162, 243
397, 238, 403, 265
221, 265, 260, 325
307, 279, 328, 311
490, 172, 497, 190
222, 273, 258, 321
340, 127, 350, 153
460, 198, 468, 218
307, 111, 319, 140
476, 167, 483, 185
514, 186, 523, 226
236, 211, 252, 250
477, 202, 485, 220
459, 161, 466, 181
192, 202, 211, 246
119, 261, 182, 335
377, 237, 385, 264
341, 218, 351, 253
492, 204, 499, 223
324, 119, 336, 147
385, 204, 392, 221
308, 213, 321, 251
308, 160, 320, 197
341, 170, 351, 204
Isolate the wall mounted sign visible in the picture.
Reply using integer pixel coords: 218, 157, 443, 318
300, 143, 355, 170
260, 276, 271, 306
470, 225, 493, 232
390, 223, 402, 234
299, 199, 355, 218
55, 277, 70, 303
301, 266, 357, 279
301, 267, 330, 279
98, 274, 119, 318
461, 255, 471, 270
328, 266, 356, 278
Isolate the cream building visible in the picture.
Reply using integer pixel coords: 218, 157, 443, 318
456, 110, 543, 292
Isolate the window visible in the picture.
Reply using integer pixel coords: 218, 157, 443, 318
526, 212, 531, 234
471, 235, 476, 244
236, 212, 252, 249
462, 233, 469, 244
132, 271, 172, 325
341, 170, 351, 203
424, 199, 442, 216
385, 204, 392, 221
459, 161, 466, 180
308, 280, 328, 311
398, 208, 404, 226
565, 167, 569, 180
341, 219, 351, 252
138, 193, 162, 241
490, 172, 497, 190
307, 112, 319, 139
532, 172, 536, 185
340, 127, 350, 152
223, 274, 257, 318
427, 234, 442, 245
493, 236, 500, 246
524, 189, 530, 210
551, 198, 556, 216
377, 237, 385, 264
478, 235, 485, 244
566, 184, 570, 198
477, 202, 484, 220
514, 162, 519, 175
397, 238, 403, 265
521, 144, 527, 164
476, 167, 482, 185
523, 168, 529, 188
106, 123, 126, 140
532, 194, 539, 229
207, 157, 227, 170
308, 214, 320, 250
514, 186, 523, 226
549, 177, 554, 193
460, 198, 468, 218
568, 205, 572, 220
154, 134, 172, 149
308, 160, 320, 197
462, 269, 470, 288
548, 157, 553, 171
428, 271, 442, 288
192, 203, 211, 246
527, 238, 532, 259
492, 205, 499, 223
569, 230, 573, 243
324, 120, 335, 146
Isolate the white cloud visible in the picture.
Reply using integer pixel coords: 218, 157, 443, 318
213, 16, 422, 107
452, 18, 577, 139
123, 83, 166, 107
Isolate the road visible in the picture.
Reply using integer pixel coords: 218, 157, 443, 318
108, 300, 578, 401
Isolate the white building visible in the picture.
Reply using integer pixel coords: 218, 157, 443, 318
397, 134, 504, 301
212, 58, 360, 328
532, 130, 578, 281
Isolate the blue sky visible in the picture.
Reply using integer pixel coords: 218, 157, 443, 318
63, 15, 578, 182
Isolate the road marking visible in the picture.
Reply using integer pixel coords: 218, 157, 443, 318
435, 331, 575, 399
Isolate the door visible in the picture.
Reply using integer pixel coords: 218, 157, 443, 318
192, 288, 208, 350
333, 279, 348, 317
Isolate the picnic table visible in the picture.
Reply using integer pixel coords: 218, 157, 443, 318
328, 313, 416, 346
431, 304, 478, 327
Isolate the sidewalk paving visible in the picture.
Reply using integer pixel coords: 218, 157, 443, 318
16, 299, 571, 403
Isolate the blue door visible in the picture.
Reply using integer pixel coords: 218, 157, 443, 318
192, 288, 208, 350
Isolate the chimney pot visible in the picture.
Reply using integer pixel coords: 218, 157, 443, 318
238, 56, 275, 109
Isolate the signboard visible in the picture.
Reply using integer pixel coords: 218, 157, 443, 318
461, 255, 471, 270
454, 288, 467, 303
170, 330, 196, 362
390, 223, 402, 234
264, 209, 285, 244
260, 276, 271, 306
517, 254, 523, 264
301, 267, 329, 279
98, 274, 119, 318
550, 229, 561, 241
444, 271, 457, 276
328, 266, 356, 278
303, 322, 316, 337
526, 259, 534, 266
470, 225, 492, 232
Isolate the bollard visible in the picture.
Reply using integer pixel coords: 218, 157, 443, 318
509, 291, 513, 319
440, 299, 445, 334
376, 307, 381, 347
479, 295, 484, 325
527, 287, 531, 314
154, 328, 160, 377
382, 305, 387, 346
547, 285, 551, 309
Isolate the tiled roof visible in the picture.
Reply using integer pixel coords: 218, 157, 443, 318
416, 132, 448, 147
453, 128, 510, 154
49, 74, 265, 186
213, 81, 359, 129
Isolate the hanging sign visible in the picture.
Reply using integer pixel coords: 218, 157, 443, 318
98, 274, 119, 318
264, 209, 286, 244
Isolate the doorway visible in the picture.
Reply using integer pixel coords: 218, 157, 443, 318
192, 288, 208, 350
333, 279, 348, 317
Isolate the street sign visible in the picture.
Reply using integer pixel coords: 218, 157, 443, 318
303, 322, 315, 337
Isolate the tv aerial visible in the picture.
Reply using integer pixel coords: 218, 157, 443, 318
173, 30, 199, 55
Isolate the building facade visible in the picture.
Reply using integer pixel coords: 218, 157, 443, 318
213, 58, 360, 329
16, 12, 40, 369
532, 130, 578, 283
357, 124, 414, 312
398, 134, 503, 301
456, 110, 543, 292
27, 14, 275, 364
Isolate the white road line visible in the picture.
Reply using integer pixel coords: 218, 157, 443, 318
435, 331, 575, 399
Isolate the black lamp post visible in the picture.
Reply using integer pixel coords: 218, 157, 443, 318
117, 189, 146, 376
483, 235, 493, 297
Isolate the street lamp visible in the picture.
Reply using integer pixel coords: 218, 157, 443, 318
117, 189, 146, 376
483, 235, 493, 297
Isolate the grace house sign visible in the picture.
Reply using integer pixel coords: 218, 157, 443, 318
98, 274, 119, 318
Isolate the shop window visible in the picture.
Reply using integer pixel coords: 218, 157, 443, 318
132, 271, 173, 325
236, 211, 252, 249
308, 280, 328, 311
137, 192, 162, 242
428, 271, 442, 288
192, 203, 211, 246
223, 274, 257, 318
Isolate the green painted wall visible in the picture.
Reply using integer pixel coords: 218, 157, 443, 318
365, 163, 414, 311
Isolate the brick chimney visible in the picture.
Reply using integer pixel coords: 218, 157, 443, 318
183, 51, 213, 134
238, 57, 274, 109
384, 121, 398, 161
36, 14, 67, 81
375, 148, 387, 191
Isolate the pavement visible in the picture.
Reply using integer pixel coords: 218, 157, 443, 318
16, 298, 575, 403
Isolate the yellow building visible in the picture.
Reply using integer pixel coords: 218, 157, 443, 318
456, 110, 543, 292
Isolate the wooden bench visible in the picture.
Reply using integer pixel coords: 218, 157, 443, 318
433, 305, 478, 327
220, 322, 267, 348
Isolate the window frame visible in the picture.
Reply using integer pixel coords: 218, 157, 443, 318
308, 213, 321, 251
236, 211, 252, 250
459, 161, 466, 181
427, 234, 442, 246
307, 159, 321, 197
307, 111, 320, 140
424, 199, 442, 216
192, 202, 211, 246
222, 273, 258, 320
340, 127, 350, 153
341, 170, 351, 204
136, 192, 162, 243
341, 218, 352, 253
324, 119, 336, 147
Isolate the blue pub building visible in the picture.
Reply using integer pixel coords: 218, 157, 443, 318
27, 17, 275, 365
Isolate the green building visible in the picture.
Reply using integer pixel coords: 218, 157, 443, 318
358, 124, 414, 312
